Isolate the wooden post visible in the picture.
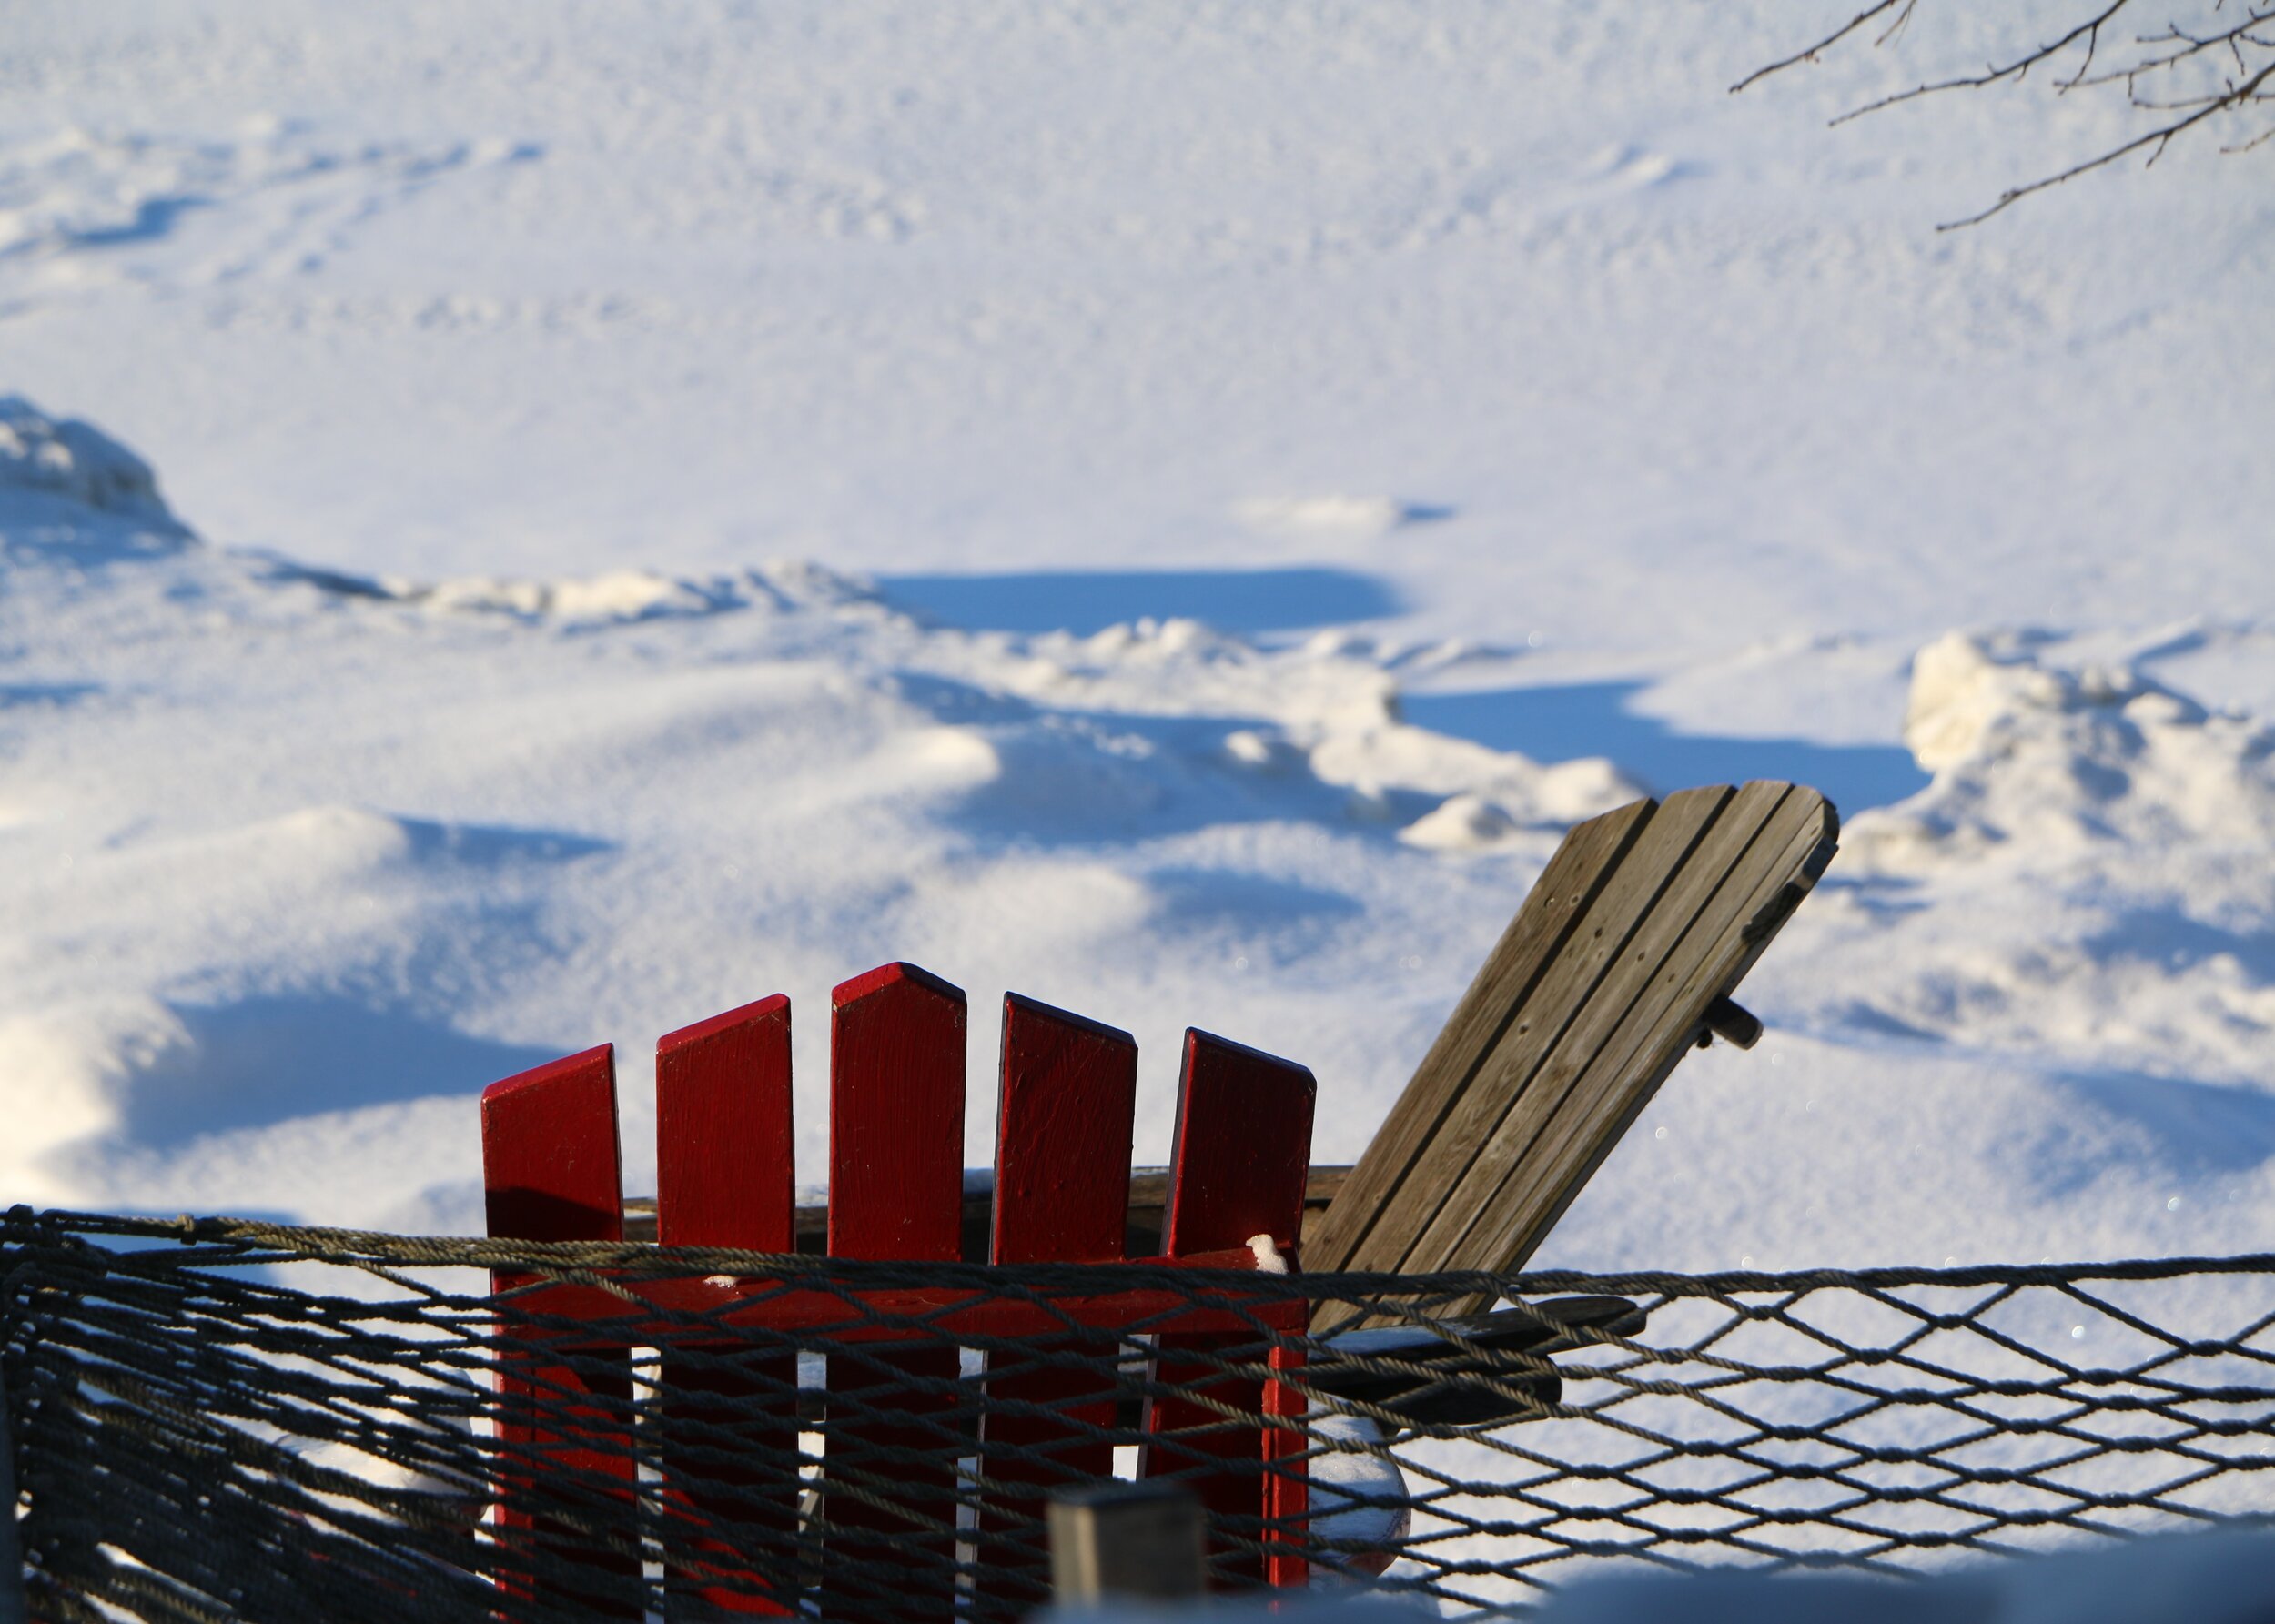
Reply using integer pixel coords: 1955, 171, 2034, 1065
1047, 1482, 1205, 1605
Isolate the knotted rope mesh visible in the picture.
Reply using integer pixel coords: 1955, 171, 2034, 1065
4, 1207, 2272, 1622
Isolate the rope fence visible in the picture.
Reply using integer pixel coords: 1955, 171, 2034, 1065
5, 1207, 2272, 1620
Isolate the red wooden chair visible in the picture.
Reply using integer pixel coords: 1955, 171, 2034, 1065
480, 962, 1316, 1619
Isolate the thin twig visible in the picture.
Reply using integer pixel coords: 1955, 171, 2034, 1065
1936, 55, 2275, 226
1730, 0, 1912, 94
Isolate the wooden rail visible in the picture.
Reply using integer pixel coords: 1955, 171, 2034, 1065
620, 1165, 1353, 1256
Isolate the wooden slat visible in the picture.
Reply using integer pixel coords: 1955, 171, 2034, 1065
1310, 782, 1836, 1332
481, 1045, 640, 1621
655, 997, 798, 1618
658, 994, 794, 1252
621, 1164, 1351, 1252
1301, 799, 1651, 1277
989, 994, 1138, 1266
1393, 782, 1773, 1278
827, 963, 966, 1262
1330, 785, 1736, 1287
977, 994, 1140, 1611
1160, 1031, 1316, 1259
822, 963, 966, 1623
1143, 1029, 1316, 1589
476, 1246, 1292, 1350
1441, 787, 1836, 1304
485, 1045, 626, 1246
1261, 1344, 1309, 1589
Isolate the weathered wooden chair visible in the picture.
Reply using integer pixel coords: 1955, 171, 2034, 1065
478, 780, 1835, 1612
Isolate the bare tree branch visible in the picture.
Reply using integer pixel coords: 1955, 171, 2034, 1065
1735, 3, 2275, 225
1938, 55, 2274, 225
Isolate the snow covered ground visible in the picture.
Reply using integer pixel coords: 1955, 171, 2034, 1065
2, 3, 2270, 1274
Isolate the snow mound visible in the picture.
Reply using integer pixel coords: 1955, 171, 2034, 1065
1756, 632, 2275, 1110
1858, 630, 2275, 869
1235, 495, 1434, 543
0, 394, 187, 542
0, 1000, 182, 1199
385, 569, 733, 626
1400, 792, 1522, 852
290, 560, 885, 628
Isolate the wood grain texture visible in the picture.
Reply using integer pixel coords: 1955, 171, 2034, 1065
1451, 788, 1836, 1300
977, 994, 1141, 1609
620, 1164, 1351, 1254
483, 1045, 625, 1246
1145, 1028, 1317, 1588
1391, 782, 1771, 1278
1310, 783, 1837, 1332
480, 1045, 639, 1620
823, 963, 966, 1622
827, 962, 966, 1263
1161, 1029, 1317, 1258
1300, 799, 1651, 1277
655, 997, 798, 1616
1338, 786, 1734, 1286
990, 993, 1138, 1266
657, 994, 794, 1251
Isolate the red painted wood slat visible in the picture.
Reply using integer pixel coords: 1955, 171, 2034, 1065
821, 963, 966, 1623
655, 996, 798, 1618
481, 1045, 641, 1621
988, 994, 1138, 1266
658, 994, 794, 1253
827, 962, 966, 1262
1262, 1345, 1309, 1589
1142, 1029, 1316, 1589
976, 993, 1138, 1610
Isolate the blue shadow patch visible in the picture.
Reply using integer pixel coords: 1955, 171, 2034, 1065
1402, 681, 1930, 813
875, 568, 1405, 637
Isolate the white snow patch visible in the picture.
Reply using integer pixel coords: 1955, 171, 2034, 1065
1863, 630, 2275, 867
1234, 496, 1434, 544
1401, 792, 1522, 852
384, 569, 729, 627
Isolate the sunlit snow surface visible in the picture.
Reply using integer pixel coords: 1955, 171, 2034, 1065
1, 3, 2270, 1273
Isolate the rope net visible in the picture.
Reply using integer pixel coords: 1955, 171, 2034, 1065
4, 1207, 2272, 1621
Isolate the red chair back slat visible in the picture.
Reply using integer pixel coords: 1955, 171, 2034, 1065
655, 996, 798, 1616
658, 994, 794, 1252
480, 1045, 641, 1620
1144, 1029, 1317, 1587
989, 994, 1138, 1266
827, 963, 966, 1262
1160, 1031, 1316, 1259
976, 994, 1139, 1609
484, 1045, 626, 1245
822, 963, 966, 1622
